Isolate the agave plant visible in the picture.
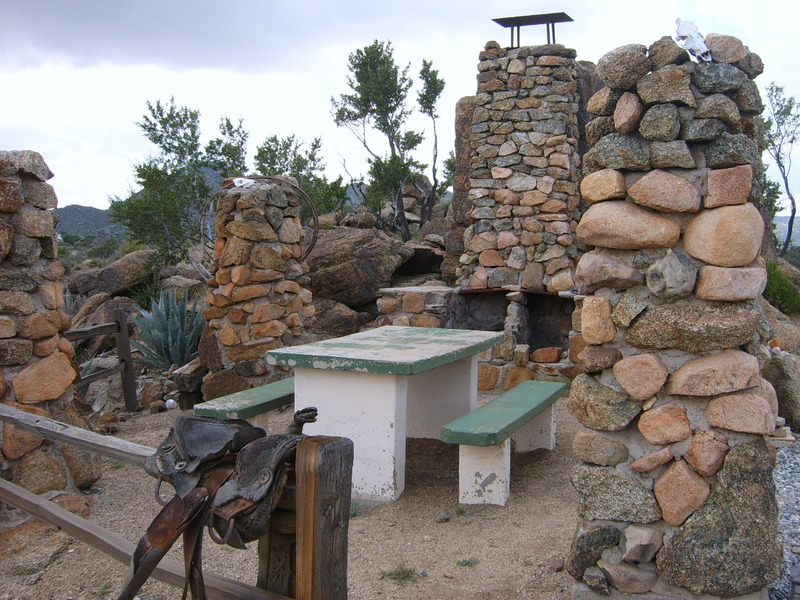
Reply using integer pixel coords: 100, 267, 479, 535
131, 291, 204, 371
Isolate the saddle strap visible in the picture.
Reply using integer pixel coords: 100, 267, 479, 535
117, 487, 209, 600
181, 464, 236, 600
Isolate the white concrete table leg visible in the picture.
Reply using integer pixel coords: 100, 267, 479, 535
406, 356, 478, 438
512, 404, 556, 453
458, 440, 511, 506
294, 367, 408, 503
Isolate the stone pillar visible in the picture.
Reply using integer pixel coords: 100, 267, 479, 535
457, 41, 583, 294
0, 151, 100, 503
200, 178, 315, 400
567, 36, 782, 598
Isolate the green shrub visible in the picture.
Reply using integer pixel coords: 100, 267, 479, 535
131, 291, 204, 371
764, 261, 800, 314
129, 279, 163, 310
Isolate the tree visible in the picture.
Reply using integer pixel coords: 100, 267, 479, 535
332, 40, 446, 239
254, 135, 349, 221
763, 83, 800, 256
760, 170, 783, 247
109, 98, 248, 274
417, 59, 446, 223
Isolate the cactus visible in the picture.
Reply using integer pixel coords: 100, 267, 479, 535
131, 291, 204, 371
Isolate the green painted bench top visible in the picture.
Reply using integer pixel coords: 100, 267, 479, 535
266, 326, 504, 375
441, 380, 567, 446
194, 377, 295, 420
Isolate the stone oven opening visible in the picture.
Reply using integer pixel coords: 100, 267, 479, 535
451, 289, 574, 354
525, 292, 574, 351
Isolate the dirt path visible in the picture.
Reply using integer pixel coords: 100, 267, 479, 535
1, 398, 580, 600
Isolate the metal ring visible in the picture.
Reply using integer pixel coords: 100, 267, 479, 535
208, 517, 236, 545
154, 476, 170, 507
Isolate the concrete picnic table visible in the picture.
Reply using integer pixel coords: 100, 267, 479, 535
265, 326, 505, 503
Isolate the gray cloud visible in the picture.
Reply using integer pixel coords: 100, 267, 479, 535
1, 0, 502, 71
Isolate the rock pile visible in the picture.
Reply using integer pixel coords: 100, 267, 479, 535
200, 178, 315, 399
567, 35, 782, 598
0, 151, 100, 496
457, 42, 583, 293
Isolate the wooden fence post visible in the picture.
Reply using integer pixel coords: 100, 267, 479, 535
114, 309, 138, 411
294, 436, 353, 600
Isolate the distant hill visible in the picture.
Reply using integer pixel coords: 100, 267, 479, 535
54, 205, 128, 241
773, 216, 800, 247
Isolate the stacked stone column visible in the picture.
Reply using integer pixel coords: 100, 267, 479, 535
457, 42, 583, 294
566, 36, 781, 598
0, 151, 100, 499
200, 178, 315, 400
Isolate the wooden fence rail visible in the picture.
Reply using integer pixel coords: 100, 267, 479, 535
0, 403, 353, 600
64, 308, 138, 411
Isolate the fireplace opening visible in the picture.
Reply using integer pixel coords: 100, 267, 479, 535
450, 289, 574, 353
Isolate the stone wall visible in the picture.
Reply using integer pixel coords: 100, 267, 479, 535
566, 36, 782, 598
457, 41, 583, 294
0, 151, 100, 506
200, 177, 315, 399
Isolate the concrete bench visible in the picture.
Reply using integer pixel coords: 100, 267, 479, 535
193, 377, 295, 430
440, 380, 567, 506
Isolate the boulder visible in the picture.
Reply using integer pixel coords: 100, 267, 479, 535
66, 249, 157, 297
587, 87, 622, 116
583, 134, 650, 171
566, 521, 622, 580
628, 170, 701, 213
645, 249, 697, 300
704, 33, 748, 64
666, 349, 760, 396
576, 201, 680, 250
695, 265, 767, 301
637, 65, 696, 107
705, 164, 752, 208
758, 296, 800, 354
653, 460, 709, 526
638, 104, 681, 141
705, 132, 759, 168
695, 94, 741, 128
612, 354, 668, 400
580, 296, 615, 345
657, 440, 782, 597
691, 62, 748, 94
683, 203, 764, 267
680, 118, 727, 142
574, 249, 643, 294
568, 373, 641, 431
650, 141, 696, 169
647, 36, 689, 70
638, 404, 692, 446
0, 150, 54, 181
305, 227, 405, 308
72, 296, 139, 359
705, 392, 775, 434
309, 299, 372, 337
613, 92, 643, 134
579, 169, 626, 204
761, 349, 800, 430
572, 429, 629, 466
571, 464, 662, 523
625, 302, 760, 354
596, 44, 652, 90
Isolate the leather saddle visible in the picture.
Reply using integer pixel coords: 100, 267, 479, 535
118, 407, 318, 600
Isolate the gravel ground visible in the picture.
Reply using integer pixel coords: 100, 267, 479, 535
1, 401, 797, 599
0, 399, 581, 600
770, 442, 800, 600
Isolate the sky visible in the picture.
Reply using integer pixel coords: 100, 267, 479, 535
1, 0, 798, 213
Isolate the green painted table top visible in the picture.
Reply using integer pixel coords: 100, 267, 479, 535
265, 326, 505, 375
